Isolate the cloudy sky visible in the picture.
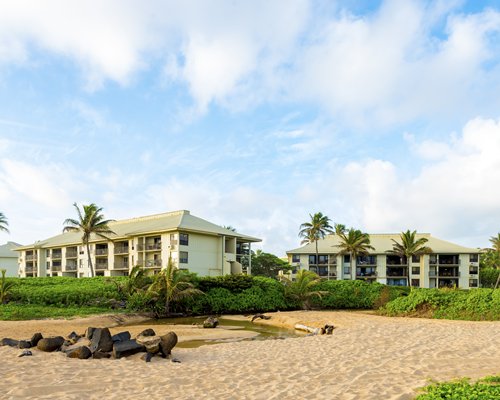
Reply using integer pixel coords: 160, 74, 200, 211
1, 0, 500, 255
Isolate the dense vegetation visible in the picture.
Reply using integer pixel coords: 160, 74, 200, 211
1, 274, 498, 321
415, 376, 500, 399
380, 287, 500, 320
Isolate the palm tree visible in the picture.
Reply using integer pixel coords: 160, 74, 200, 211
148, 258, 204, 316
0, 212, 9, 233
299, 212, 334, 273
280, 269, 327, 310
490, 233, 500, 254
336, 228, 374, 280
387, 230, 432, 287
63, 203, 115, 278
0, 269, 14, 304
489, 233, 500, 289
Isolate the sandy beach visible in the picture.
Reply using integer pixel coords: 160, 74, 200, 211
0, 311, 499, 399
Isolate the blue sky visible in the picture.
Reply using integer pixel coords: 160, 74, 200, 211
1, 0, 500, 255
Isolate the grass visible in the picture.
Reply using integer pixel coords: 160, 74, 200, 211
415, 376, 500, 399
0, 304, 126, 320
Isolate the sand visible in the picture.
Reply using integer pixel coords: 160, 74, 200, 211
0, 311, 499, 399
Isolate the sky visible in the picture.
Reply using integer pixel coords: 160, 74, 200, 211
1, 0, 500, 255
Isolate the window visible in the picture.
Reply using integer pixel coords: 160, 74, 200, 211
429, 255, 437, 265
343, 266, 351, 275
292, 254, 300, 263
412, 255, 420, 263
46, 262, 50, 270
469, 266, 479, 274
469, 254, 478, 263
469, 279, 478, 287
179, 251, 188, 264
343, 254, 350, 263
180, 233, 189, 246
309, 255, 316, 265
412, 267, 420, 275
411, 279, 420, 287
46, 250, 50, 257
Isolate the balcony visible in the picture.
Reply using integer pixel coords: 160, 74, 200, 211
386, 267, 407, 277
95, 248, 108, 256
65, 263, 77, 271
51, 252, 62, 260
138, 243, 162, 251
66, 249, 78, 258
114, 260, 129, 270
145, 259, 162, 268
95, 262, 108, 270
51, 265, 62, 272
114, 246, 129, 255
26, 254, 36, 261
25, 266, 35, 273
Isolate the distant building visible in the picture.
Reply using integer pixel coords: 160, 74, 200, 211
0, 242, 22, 277
287, 233, 480, 289
16, 210, 260, 278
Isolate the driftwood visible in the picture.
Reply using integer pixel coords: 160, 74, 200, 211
294, 323, 335, 335
251, 313, 272, 322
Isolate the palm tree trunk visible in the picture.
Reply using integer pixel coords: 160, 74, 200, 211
407, 258, 411, 288
350, 252, 355, 280
494, 268, 500, 289
315, 241, 319, 275
86, 241, 94, 278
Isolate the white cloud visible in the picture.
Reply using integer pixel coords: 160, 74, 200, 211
293, 1, 500, 128
329, 117, 500, 247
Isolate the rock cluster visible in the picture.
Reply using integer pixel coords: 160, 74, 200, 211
0, 328, 178, 362
203, 316, 219, 328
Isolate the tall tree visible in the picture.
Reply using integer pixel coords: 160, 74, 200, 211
336, 228, 374, 280
148, 258, 203, 316
0, 212, 9, 233
298, 212, 334, 273
63, 203, 115, 278
387, 230, 432, 287
251, 250, 292, 279
489, 233, 500, 289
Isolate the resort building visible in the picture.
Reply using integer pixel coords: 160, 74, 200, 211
0, 242, 22, 277
16, 210, 260, 278
286, 234, 480, 289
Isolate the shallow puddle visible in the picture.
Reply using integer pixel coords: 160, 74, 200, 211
136, 316, 301, 348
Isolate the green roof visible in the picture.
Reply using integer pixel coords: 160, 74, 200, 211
15, 210, 260, 250
287, 233, 480, 255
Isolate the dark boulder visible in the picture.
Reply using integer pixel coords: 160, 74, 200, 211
85, 327, 97, 340
89, 328, 113, 353
37, 336, 65, 352
324, 324, 335, 335
30, 333, 43, 347
203, 317, 219, 328
18, 340, 32, 349
1, 338, 19, 347
112, 340, 145, 359
159, 332, 178, 357
67, 331, 81, 343
112, 331, 131, 343
138, 328, 156, 337
66, 346, 92, 359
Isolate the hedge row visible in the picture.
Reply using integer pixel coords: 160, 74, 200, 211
380, 288, 500, 320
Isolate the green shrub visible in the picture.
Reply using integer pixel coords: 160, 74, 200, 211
416, 376, 500, 399
8, 277, 124, 306
313, 280, 407, 310
381, 288, 500, 320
